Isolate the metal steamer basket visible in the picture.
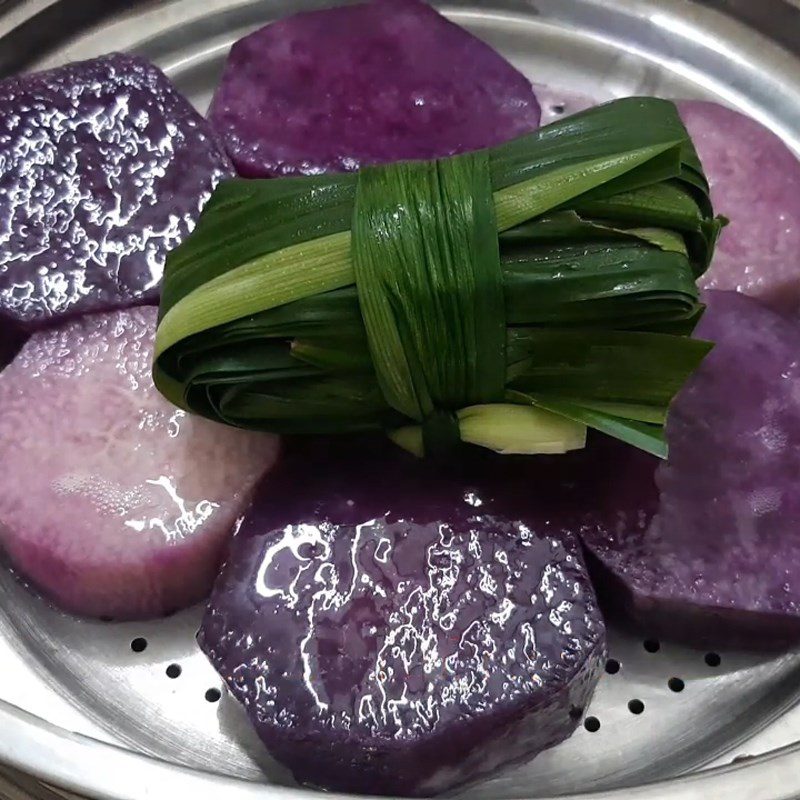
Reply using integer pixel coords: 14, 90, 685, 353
1, 1, 800, 798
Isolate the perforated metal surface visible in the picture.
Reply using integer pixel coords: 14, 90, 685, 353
4, 582, 800, 797
2, 1, 800, 798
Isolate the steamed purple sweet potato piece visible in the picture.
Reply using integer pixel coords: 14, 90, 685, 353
0, 53, 233, 335
0, 307, 278, 620
199, 441, 605, 796
579, 291, 800, 648
208, 0, 541, 177
678, 101, 800, 313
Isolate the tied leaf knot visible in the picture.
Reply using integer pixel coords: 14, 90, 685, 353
352, 152, 506, 454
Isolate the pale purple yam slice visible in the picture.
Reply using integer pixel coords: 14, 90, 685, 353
199, 441, 605, 796
678, 101, 800, 312
208, 0, 541, 177
534, 84, 599, 124
580, 290, 800, 648
0, 53, 233, 333
0, 307, 278, 620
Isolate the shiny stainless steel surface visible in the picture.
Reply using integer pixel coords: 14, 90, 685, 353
1, 0, 800, 798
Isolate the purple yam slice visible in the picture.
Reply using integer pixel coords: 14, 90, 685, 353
678, 101, 800, 313
208, 0, 541, 177
199, 442, 605, 796
579, 290, 800, 648
0, 307, 278, 620
0, 53, 233, 334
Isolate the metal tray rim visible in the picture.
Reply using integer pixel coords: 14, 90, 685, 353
3, 697, 800, 800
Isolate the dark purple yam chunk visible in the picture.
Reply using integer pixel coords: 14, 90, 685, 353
0, 53, 233, 333
208, 0, 541, 177
199, 442, 605, 796
579, 291, 800, 648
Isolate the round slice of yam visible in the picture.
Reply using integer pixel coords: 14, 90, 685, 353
580, 291, 800, 648
0, 53, 233, 334
199, 440, 605, 796
208, 0, 541, 177
0, 306, 278, 620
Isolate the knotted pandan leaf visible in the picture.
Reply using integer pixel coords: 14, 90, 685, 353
154, 98, 722, 458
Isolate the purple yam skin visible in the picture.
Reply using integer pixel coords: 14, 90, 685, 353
678, 101, 800, 313
199, 442, 605, 796
579, 291, 800, 648
208, 0, 541, 178
0, 53, 233, 333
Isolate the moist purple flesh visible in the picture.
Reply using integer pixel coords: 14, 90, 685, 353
0, 53, 233, 334
677, 101, 800, 313
208, 0, 541, 177
579, 290, 800, 648
198, 441, 605, 796
0, 307, 279, 620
